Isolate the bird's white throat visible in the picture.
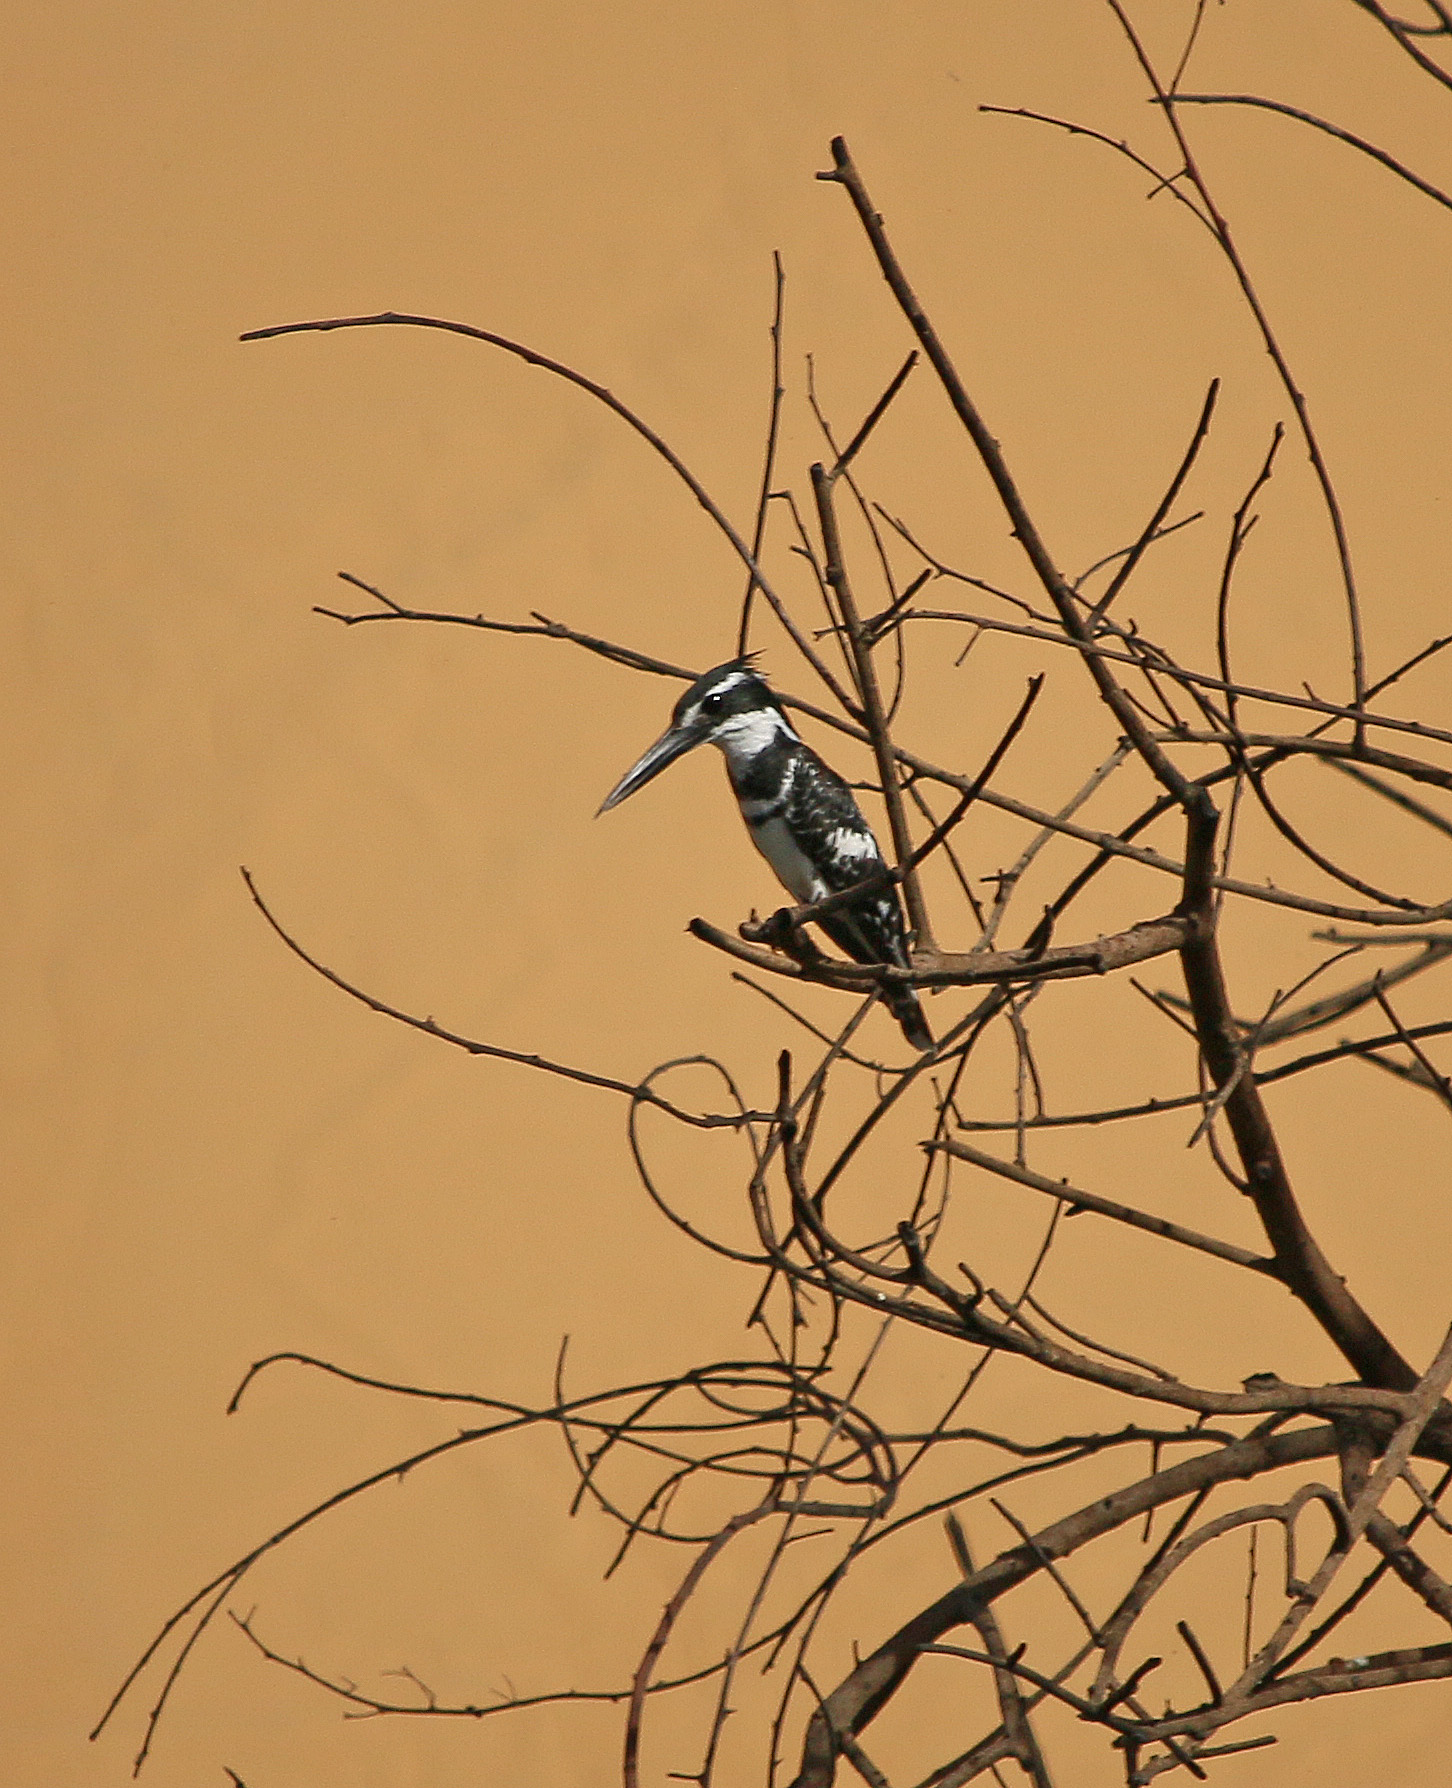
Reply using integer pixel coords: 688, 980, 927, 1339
707, 706, 797, 771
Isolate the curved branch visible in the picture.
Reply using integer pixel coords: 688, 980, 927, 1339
1352, 0, 1452, 91
1172, 92, 1452, 211
241, 869, 767, 1130
243, 312, 857, 710
624, 1494, 783, 1788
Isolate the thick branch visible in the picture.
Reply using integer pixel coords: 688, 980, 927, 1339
820, 136, 1198, 808
693, 911, 1194, 991
1176, 878, 1418, 1390
786, 1425, 1339, 1787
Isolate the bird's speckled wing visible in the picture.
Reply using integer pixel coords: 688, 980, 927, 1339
777, 746, 911, 970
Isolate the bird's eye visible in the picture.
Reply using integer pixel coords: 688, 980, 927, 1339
702, 693, 724, 714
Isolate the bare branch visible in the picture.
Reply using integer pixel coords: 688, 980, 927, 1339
935, 1138, 1276, 1277
240, 869, 766, 1130
694, 911, 1195, 993
1172, 92, 1452, 211
786, 1425, 1343, 1787
738, 252, 788, 657
1089, 378, 1219, 625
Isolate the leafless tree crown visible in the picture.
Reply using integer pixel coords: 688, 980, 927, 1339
97, 7, 1452, 1785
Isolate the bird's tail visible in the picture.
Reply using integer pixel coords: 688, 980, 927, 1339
887, 984, 933, 1053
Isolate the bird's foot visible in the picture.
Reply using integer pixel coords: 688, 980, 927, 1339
741, 906, 828, 966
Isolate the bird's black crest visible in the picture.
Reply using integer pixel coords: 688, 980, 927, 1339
671, 655, 778, 727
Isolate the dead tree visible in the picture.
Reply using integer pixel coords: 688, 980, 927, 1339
96, 6, 1452, 1784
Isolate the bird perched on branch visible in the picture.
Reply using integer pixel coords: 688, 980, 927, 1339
598, 658, 932, 1052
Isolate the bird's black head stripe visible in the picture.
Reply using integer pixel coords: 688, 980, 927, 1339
672, 657, 781, 728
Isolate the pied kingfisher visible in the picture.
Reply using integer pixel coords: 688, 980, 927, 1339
599, 658, 932, 1052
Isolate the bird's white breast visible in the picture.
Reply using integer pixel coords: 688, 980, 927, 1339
747, 815, 825, 905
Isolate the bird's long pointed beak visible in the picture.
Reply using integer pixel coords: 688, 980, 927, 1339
596, 722, 704, 815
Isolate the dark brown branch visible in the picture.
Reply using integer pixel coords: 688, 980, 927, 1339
1233, 1326, 1452, 1706
820, 136, 1199, 811
1157, 1641, 1452, 1738
1021, 1292, 1177, 1383
874, 605, 1452, 750
903, 675, 1045, 875
231, 1610, 629, 1720
1217, 424, 1285, 734
98, 1386, 680, 1766
945, 1518, 1056, 1788
694, 911, 1195, 992
1075, 512, 1205, 592
785, 1425, 1341, 1787
810, 460, 931, 943
783, 1231, 1409, 1422
738, 252, 788, 657
1210, 935, 1452, 1046
936, 1138, 1274, 1276
624, 1495, 782, 1788
1241, 759, 1433, 911
1090, 378, 1219, 624
325, 573, 698, 679
953, 1016, 1452, 1132
1352, 0, 1452, 37
251, 315, 861, 716
1362, 1511, 1452, 1629
1351, 0, 1452, 91
833, 351, 919, 476
1171, 93, 1452, 211
1371, 978, 1452, 1114
240, 869, 766, 1130
1176, 1620, 1222, 1707
1353, 629, 1452, 711
1174, 812, 1419, 1390
978, 105, 1215, 234
243, 312, 783, 608
729, 972, 901, 1072
1106, 2, 1369, 722
1320, 754, 1452, 839
1272, 1466, 1452, 1675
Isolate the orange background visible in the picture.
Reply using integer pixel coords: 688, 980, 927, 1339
6, 4, 1452, 1784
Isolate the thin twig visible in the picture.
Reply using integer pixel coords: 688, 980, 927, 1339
1172, 93, 1452, 211
738, 252, 788, 656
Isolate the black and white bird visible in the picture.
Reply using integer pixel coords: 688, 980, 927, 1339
598, 658, 932, 1052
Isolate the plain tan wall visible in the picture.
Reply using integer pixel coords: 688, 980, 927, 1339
6, 3, 1452, 1783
